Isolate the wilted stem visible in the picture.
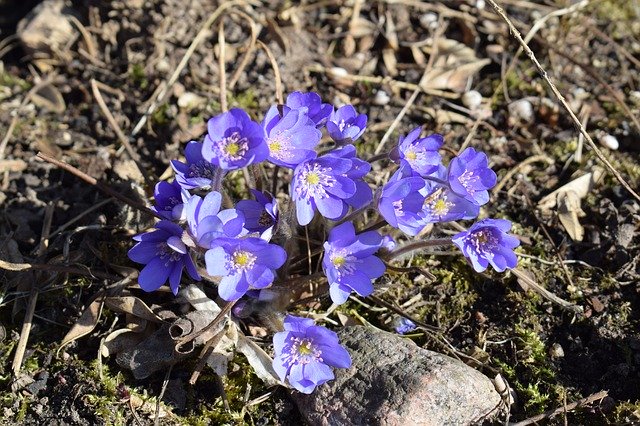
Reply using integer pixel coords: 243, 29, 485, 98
385, 238, 453, 260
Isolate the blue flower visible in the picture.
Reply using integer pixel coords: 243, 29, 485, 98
151, 180, 188, 221
394, 317, 417, 334
171, 141, 219, 190
447, 147, 497, 205
262, 105, 321, 167
322, 222, 385, 304
420, 166, 480, 224
204, 237, 287, 301
202, 108, 268, 170
452, 218, 520, 272
326, 105, 367, 144
236, 189, 279, 241
390, 127, 443, 177
285, 91, 333, 128
377, 165, 427, 236
128, 220, 200, 295
292, 147, 372, 226
273, 315, 351, 394
185, 192, 245, 248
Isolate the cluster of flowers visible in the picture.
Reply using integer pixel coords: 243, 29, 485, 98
128, 91, 520, 394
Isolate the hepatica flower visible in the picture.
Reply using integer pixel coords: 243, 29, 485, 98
292, 147, 372, 226
420, 166, 479, 224
377, 166, 426, 236
204, 237, 287, 301
151, 180, 188, 221
286, 91, 333, 127
326, 105, 367, 144
202, 108, 268, 170
390, 127, 443, 176
262, 105, 321, 168
322, 222, 385, 304
452, 218, 520, 272
171, 141, 219, 190
236, 189, 279, 241
186, 191, 245, 248
273, 315, 351, 394
128, 220, 200, 295
448, 147, 497, 206
394, 317, 417, 334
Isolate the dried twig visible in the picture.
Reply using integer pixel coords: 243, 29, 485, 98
131, 0, 249, 137
512, 390, 608, 426
486, 0, 640, 203
228, 11, 259, 90
35, 152, 158, 218
218, 21, 228, 112
257, 40, 283, 105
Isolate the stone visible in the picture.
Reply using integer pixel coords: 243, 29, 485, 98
17, 0, 75, 58
293, 326, 501, 426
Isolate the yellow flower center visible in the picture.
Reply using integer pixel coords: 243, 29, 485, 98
269, 141, 281, 152
433, 199, 449, 215
406, 151, 417, 160
226, 143, 240, 156
305, 172, 320, 185
233, 252, 251, 266
331, 256, 346, 268
297, 340, 313, 355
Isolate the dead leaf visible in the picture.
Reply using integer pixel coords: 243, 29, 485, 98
235, 325, 281, 387
538, 167, 605, 210
105, 296, 162, 323
57, 291, 106, 355
420, 39, 490, 93
557, 190, 586, 241
382, 48, 398, 76
100, 328, 145, 358
31, 83, 66, 113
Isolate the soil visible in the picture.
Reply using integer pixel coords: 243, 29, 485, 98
1, 0, 639, 424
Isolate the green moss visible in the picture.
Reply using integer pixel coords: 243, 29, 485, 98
151, 103, 171, 126
0, 71, 31, 91
229, 89, 258, 111
129, 64, 149, 90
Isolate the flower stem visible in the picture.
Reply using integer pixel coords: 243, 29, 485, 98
366, 152, 390, 163
385, 238, 453, 260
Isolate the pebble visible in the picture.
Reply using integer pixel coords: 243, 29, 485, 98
508, 99, 534, 124
549, 343, 565, 359
419, 13, 439, 31
599, 133, 619, 150
374, 90, 390, 106
293, 326, 501, 426
462, 90, 483, 109
17, 0, 74, 56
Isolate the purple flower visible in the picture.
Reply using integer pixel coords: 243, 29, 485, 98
262, 105, 321, 167
452, 218, 520, 272
171, 141, 219, 190
151, 180, 188, 221
128, 220, 200, 295
326, 105, 367, 144
390, 127, 443, 176
292, 147, 371, 226
322, 222, 385, 304
236, 189, 279, 241
377, 166, 427, 236
285, 91, 333, 127
447, 147, 497, 205
202, 108, 268, 170
420, 166, 479, 224
394, 317, 417, 334
204, 237, 287, 301
185, 192, 245, 248
273, 315, 351, 394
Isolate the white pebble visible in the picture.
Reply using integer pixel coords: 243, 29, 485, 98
419, 13, 439, 30
629, 91, 640, 106
600, 133, 619, 150
374, 90, 390, 106
475, 0, 485, 9
508, 99, 534, 123
329, 67, 348, 78
462, 90, 482, 109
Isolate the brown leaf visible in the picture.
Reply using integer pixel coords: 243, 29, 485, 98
105, 296, 162, 323
57, 291, 106, 355
557, 190, 586, 241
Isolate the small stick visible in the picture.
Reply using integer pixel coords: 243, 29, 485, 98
154, 365, 173, 426
486, 0, 640, 203
228, 10, 259, 90
512, 390, 608, 426
374, 19, 446, 155
131, 0, 248, 137
35, 152, 159, 219
384, 238, 453, 260
366, 295, 440, 332
176, 301, 234, 349
257, 40, 283, 105
218, 20, 228, 112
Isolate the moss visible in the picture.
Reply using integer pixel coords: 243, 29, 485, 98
0, 71, 31, 91
229, 89, 259, 111
129, 63, 149, 90
613, 400, 640, 423
151, 103, 171, 126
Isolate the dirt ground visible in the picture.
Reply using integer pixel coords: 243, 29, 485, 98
1, 0, 639, 424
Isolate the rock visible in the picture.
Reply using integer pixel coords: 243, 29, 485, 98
17, 0, 75, 59
374, 90, 391, 106
508, 99, 534, 124
462, 90, 482, 109
294, 326, 501, 426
